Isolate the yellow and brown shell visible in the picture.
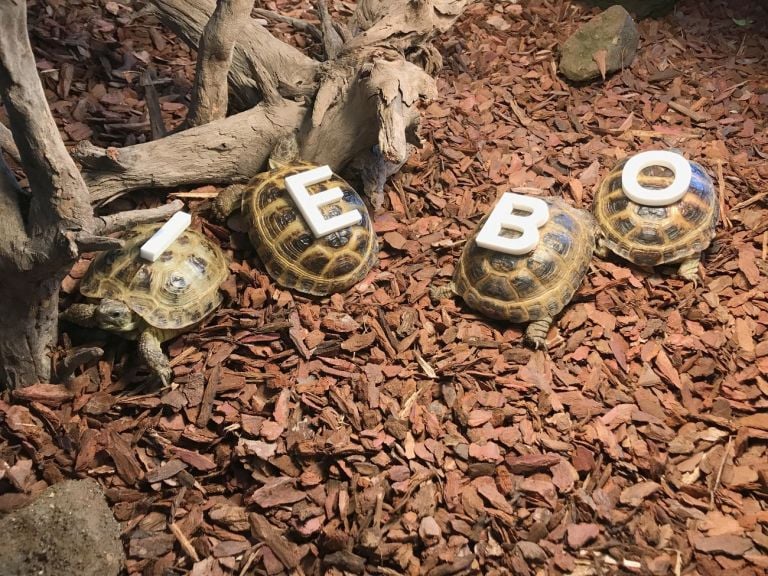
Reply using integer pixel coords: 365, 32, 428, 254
241, 162, 378, 296
79, 223, 229, 333
453, 198, 595, 323
593, 158, 719, 267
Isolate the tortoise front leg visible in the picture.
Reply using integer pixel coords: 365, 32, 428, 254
211, 183, 247, 222
593, 239, 610, 259
138, 328, 172, 386
525, 317, 553, 350
677, 256, 701, 285
60, 304, 99, 328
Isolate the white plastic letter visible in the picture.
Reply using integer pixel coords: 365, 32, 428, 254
284, 166, 363, 238
140, 211, 192, 262
621, 150, 691, 206
475, 193, 550, 255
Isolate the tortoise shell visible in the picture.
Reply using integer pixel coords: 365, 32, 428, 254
593, 158, 719, 267
80, 223, 229, 331
453, 197, 595, 323
241, 161, 378, 296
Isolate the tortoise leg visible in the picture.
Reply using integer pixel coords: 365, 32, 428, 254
677, 256, 701, 285
137, 328, 172, 386
60, 304, 99, 328
593, 239, 609, 259
429, 281, 456, 301
525, 317, 553, 350
211, 183, 247, 222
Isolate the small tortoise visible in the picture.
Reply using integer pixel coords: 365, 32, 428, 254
593, 154, 719, 283
213, 139, 378, 296
61, 223, 229, 385
432, 197, 595, 349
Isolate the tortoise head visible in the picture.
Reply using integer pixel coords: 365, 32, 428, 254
95, 299, 141, 333
268, 133, 300, 170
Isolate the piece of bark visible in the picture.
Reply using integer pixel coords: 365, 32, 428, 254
145, 459, 188, 483
196, 363, 221, 427
139, 69, 167, 140
249, 513, 304, 570
11, 383, 74, 406
186, 0, 254, 127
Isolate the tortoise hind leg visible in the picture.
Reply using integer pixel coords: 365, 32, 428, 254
525, 317, 553, 350
211, 183, 247, 222
138, 328, 172, 386
677, 256, 701, 285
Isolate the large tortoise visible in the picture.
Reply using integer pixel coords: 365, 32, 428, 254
592, 152, 719, 283
432, 197, 596, 349
61, 223, 229, 385
213, 139, 378, 296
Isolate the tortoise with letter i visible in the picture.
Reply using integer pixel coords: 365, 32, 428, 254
213, 136, 379, 296
431, 194, 596, 349
592, 150, 719, 284
61, 223, 229, 385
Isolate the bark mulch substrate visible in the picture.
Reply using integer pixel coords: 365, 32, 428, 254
2, 0, 768, 574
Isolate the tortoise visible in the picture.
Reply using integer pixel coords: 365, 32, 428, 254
213, 137, 378, 296
432, 197, 596, 349
592, 154, 719, 283
61, 223, 229, 385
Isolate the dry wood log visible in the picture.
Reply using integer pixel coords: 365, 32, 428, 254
151, 0, 320, 109
0, 0, 95, 388
0, 0, 202, 389
186, 0, 255, 127
0, 122, 21, 163
77, 0, 468, 206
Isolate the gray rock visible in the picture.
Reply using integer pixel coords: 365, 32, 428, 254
559, 5, 640, 82
0, 478, 124, 576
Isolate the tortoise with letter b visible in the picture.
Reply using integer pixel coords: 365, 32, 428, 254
432, 193, 596, 349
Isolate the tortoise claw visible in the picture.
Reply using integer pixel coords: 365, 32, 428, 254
525, 318, 552, 350
677, 257, 701, 286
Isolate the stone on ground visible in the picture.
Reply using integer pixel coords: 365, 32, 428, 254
0, 478, 124, 576
559, 5, 640, 82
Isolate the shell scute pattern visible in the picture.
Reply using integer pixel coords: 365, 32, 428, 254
453, 197, 595, 323
242, 162, 378, 296
80, 224, 229, 331
594, 158, 719, 266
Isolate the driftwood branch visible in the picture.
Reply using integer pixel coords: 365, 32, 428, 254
0, 122, 21, 164
0, 3, 95, 251
186, 0, 255, 127
0, 0, 96, 267
347, 0, 468, 51
315, 0, 345, 60
252, 8, 322, 42
75, 101, 305, 201
72, 233, 124, 253
95, 199, 185, 234
152, 0, 319, 109
0, 157, 29, 271
76, 0, 468, 205
0, 0, 101, 388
